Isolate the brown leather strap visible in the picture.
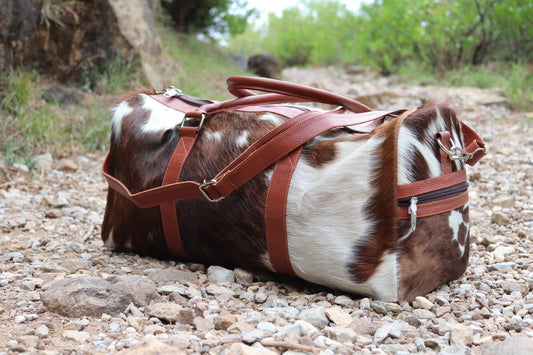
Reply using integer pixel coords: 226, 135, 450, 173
201, 110, 401, 202
160, 126, 198, 259
397, 190, 469, 219
461, 121, 487, 166
226, 76, 372, 113
265, 148, 303, 276
102, 109, 401, 208
436, 131, 453, 175
397, 169, 467, 199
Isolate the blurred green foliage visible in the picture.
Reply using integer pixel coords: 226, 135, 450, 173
229, 0, 533, 74
161, 0, 256, 37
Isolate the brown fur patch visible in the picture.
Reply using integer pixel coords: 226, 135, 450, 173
397, 207, 470, 301
348, 117, 401, 282
303, 140, 337, 167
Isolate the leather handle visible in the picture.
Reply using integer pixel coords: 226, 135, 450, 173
226, 76, 371, 113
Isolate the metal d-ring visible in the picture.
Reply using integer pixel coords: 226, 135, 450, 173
199, 179, 224, 202
179, 113, 206, 133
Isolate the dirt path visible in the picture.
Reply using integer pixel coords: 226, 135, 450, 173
0, 68, 532, 354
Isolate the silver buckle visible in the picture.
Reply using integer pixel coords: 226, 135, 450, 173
437, 137, 484, 162
160, 85, 182, 98
199, 179, 224, 202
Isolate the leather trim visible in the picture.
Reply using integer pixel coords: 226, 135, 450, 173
397, 170, 467, 199
160, 126, 198, 259
265, 148, 303, 276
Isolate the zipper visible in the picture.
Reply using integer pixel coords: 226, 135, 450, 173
397, 181, 468, 207
397, 180, 468, 242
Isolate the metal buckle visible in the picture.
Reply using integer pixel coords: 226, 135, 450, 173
437, 137, 484, 162
199, 179, 224, 202
160, 85, 182, 98
180, 113, 206, 133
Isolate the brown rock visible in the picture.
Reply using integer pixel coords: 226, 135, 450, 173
146, 303, 195, 325
214, 314, 237, 330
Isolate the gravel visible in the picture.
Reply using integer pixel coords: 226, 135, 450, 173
0, 67, 531, 354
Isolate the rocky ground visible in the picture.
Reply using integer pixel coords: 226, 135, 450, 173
0, 67, 532, 354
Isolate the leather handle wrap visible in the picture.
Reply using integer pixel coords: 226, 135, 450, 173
226, 76, 371, 113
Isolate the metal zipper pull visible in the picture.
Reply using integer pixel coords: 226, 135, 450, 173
398, 197, 418, 243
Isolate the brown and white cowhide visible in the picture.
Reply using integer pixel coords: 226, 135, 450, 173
102, 93, 469, 301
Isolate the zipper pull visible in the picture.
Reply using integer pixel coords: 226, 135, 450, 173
399, 197, 418, 242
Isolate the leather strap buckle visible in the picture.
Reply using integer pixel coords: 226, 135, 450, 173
180, 113, 206, 133
437, 136, 485, 162
199, 179, 224, 202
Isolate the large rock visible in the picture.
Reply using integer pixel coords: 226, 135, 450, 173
0, 0, 168, 88
248, 53, 282, 79
41, 275, 161, 317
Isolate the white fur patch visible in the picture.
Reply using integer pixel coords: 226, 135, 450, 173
285, 134, 399, 300
141, 94, 185, 133
104, 229, 115, 248
260, 252, 276, 272
259, 113, 284, 126
397, 125, 442, 185
111, 101, 133, 140
236, 130, 250, 148
204, 131, 223, 142
449, 209, 468, 258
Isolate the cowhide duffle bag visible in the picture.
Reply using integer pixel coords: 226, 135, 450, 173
101, 76, 487, 301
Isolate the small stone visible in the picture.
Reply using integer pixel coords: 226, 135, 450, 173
313, 335, 344, 349
146, 303, 195, 325
13, 162, 30, 172
15, 315, 26, 323
193, 316, 214, 332
56, 158, 78, 171
227, 321, 255, 334
488, 262, 516, 272
255, 292, 268, 303
360, 298, 371, 310
234, 268, 254, 284
325, 306, 352, 326
275, 320, 318, 338
413, 309, 436, 319
491, 211, 511, 225
334, 295, 353, 306
35, 324, 49, 338
436, 306, 451, 317
207, 265, 235, 283
450, 324, 473, 346
370, 301, 389, 315
29, 153, 53, 172
324, 326, 357, 343
214, 314, 237, 330
242, 329, 264, 344
19, 335, 39, 349
62, 330, 90, 343
374, 320, 408, 343
414, 296, 434, 310
493, 245, 516, 260
45, 209, 63, 218
257, 321, 277, 335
